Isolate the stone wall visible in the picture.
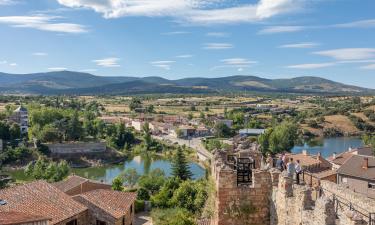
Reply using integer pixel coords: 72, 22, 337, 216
47, 142, 106, 154
212, 149, 375, 225
54, 210, 88, 225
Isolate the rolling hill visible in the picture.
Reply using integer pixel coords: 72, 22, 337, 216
0, 71, 372, 95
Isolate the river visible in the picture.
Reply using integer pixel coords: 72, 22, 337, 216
292, 137, 364, 158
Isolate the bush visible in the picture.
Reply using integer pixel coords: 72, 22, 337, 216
135, 199, 145, 213
151, 208, 196, 225
137, 187, 150, 200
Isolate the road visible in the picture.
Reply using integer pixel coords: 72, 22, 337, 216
153, 135, 213, 160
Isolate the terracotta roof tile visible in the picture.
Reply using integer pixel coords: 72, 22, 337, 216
53, 175, 88, 193
0, 180, 87, 224
73, 189, 136, 219
0, 211, 51, 225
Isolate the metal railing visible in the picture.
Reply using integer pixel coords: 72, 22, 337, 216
320, 186, 375, 225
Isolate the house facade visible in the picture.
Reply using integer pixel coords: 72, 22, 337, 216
336, 155, 375, 199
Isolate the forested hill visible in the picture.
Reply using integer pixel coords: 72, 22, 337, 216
0, 71, 372, 95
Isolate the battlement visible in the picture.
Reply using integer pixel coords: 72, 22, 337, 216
212, 149, 375, 225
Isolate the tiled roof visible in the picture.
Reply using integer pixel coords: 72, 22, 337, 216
53, 175, 88, 193
0, 211, 51, 225
74, 189, 136, 219
337, 155, 375, 181
0, 180, 87, 224
327, 152, 354, 166
0, 212, 50, 225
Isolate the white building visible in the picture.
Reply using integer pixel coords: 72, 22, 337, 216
11, 106, 29, 134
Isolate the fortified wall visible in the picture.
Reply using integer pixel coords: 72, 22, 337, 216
212, 149, 375, 225
46, 141, 106, 154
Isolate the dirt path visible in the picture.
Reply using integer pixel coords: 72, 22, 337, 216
135, 212, 152, 225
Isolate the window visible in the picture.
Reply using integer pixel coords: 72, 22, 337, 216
342, 177, 348, 183
96, 220, 106, 225
130, 205, 133, 214
369, 182, 375, 189
122, 217, 125, 225
66, 219, 77, 225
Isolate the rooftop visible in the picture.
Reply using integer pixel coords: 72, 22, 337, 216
73, 189, 136, 219
0, 180, 87, 224
0, 211, 51, 225
53, 175, 89, 193
337, 155, 375, 181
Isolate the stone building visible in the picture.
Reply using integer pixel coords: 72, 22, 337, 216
0, 180, 88, 225
8, 106, 28, 134
73, 189, 136, 225
211, 148, 375, 225
53, 175, 112, 196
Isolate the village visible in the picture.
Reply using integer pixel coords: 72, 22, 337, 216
0, 95, 374, 225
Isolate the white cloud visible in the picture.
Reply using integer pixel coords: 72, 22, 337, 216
93, 57, 120, 67
206, 32, 229, 38
0, 15, 88, 33
212, 57, 257, 70
335, 19, 375, 28
203, 43, 233, 50
314, 48, 375, 60
32, 52, 48, 56
150, 60, 175, 70
0, 60, 7, 64
176, 54, 193, 58
279, 42, 319, 48
221, 58, 257, 66
57, 0, 306, 25
286, 63, 335, 69
258, 26, 304, 34
0, 0, 17, 5
360, 64, 375, 70
48, 67, 67, 71
9, 63, 17, 66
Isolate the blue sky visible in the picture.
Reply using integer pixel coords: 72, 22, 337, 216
0, 0, 375, 88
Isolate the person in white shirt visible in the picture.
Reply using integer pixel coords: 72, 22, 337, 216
286, 158, 295, 178
295, 159, 302, 184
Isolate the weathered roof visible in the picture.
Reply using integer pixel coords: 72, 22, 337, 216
327, 146, 374, 165
239, 129, 265, 135
327, 151, 353, 166
0, 180, 87, 224
0, 211, 51, 225
311, 169, 337, 179
53, 175, 88, 193
337, 155, 375, 181
14, 106, 27, 112
73, 189, 136, 219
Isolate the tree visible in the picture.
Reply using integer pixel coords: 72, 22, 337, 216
67, 111, 83, 141
25, 157, 69, 182
146, 105, 155, 113
129, 98, 142, 111
137, 187, 150, 201
39, 124, 60, 142
143, 122, 153, 150
112, 176, 124, 191
9, 123, 21, 140
214, 122, 231, 138
258, 128, 272, 155
151, 208, 195, 225
268, 122, 298, 154
151, 177, 180, 208
138, 169, 166, 194
121, 168, 140, 188
170, 180, 208, 214
171, 147, 192, 180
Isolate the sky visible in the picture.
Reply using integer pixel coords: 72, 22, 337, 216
0, 0, 375, 88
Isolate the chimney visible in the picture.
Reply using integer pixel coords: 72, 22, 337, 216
362, 158, 369, 169
332, 152, 337, 159
302, 150, 308, 155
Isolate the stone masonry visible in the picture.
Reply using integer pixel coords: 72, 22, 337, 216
212, 149, 374, 225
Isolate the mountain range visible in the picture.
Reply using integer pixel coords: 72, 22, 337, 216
0, 71, 372, 95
